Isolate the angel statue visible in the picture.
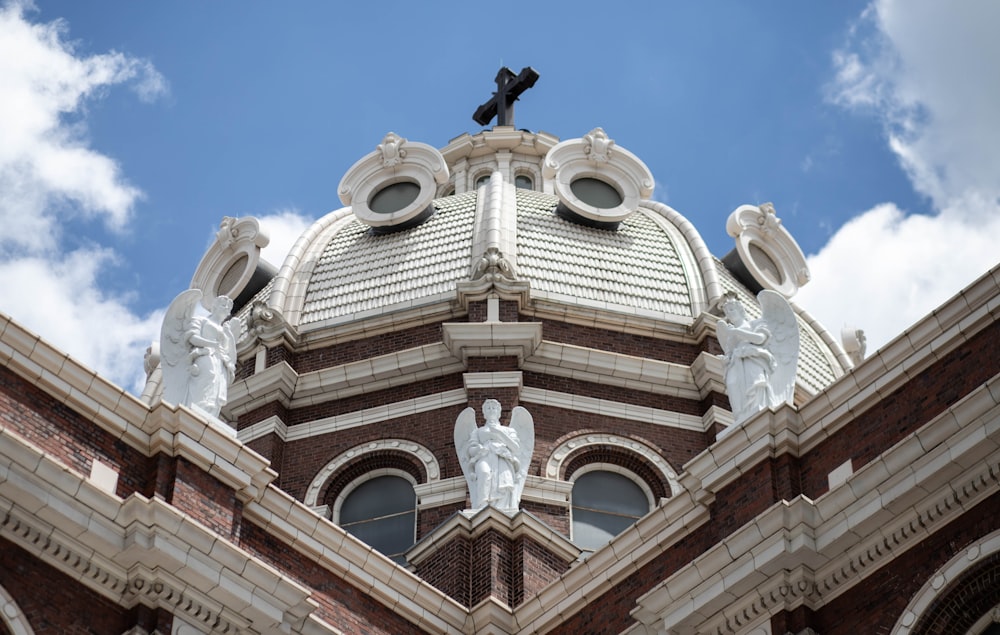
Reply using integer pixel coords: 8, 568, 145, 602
454, 399, 534, 513
160, 290, 238, 420
717, 290, 799, 427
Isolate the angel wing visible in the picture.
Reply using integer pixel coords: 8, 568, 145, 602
453, 407, 478, 507
508, 406, 535, 508
160, 289, 203, 406
222, 318, 239, 381
756, 290, 800, 407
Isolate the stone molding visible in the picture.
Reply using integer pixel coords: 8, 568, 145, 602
303, 438, 441, 507
0, 430, 317, 634
543, 432, 682, 496
0, 582, 32, 635
441, 321, 543, 364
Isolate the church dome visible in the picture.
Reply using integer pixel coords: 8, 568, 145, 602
238, 127, 851, 397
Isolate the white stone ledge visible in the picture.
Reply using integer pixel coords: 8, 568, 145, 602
520, 386, 705, 432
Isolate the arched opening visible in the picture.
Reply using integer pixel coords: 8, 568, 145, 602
570, 468, 651, 553
337, 472, 416, 564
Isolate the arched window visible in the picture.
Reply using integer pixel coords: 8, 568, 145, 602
475, 173, 492, 189
337, 472, 416, 564
571, 469, 650, 552
514, 174, 533, 190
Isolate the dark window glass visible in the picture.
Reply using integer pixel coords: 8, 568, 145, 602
369, 181, 420, 214
515, 174, 533, 190
570, 177, 623, 209
340, 475, 416, 563
571, 471, 649, 552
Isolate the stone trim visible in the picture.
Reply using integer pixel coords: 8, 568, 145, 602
544, 432, 682, 496
0, 581, 35, 635
303, 439, 440, 507
238, 389, 467, 445
521, 387, 705, 433
892, 529, 1000, 634
524, 341, 702, 401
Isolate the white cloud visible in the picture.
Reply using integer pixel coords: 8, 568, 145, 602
0, 249, 164, 393
799, 0, 1000, 354
257, 209, 315, 268
0, 2, 166, 393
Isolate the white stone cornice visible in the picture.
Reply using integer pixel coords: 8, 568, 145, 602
633, 376, 1000, 635
522, 297, 698, 340
270, 389, 468, 444
0, 312, 151, 452
237, 415, 288, 444
521, 387, 705, 433
441, 321, 543, 364
463, 371, 522, 390
226, 344, 466, 417
525, 341, 702, 401
289, 343, 461, 404
143, 403, 277, 502
690, 350, 726, 399
0, 429, 320, 635
225, 360, 298, 417
796, 263, 1000, 455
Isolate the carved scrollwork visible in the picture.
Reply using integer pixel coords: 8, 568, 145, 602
471, 247, 515, 281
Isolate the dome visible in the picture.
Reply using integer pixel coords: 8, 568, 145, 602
237, 128, 851, 399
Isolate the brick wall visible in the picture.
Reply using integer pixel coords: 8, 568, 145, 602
535, 319, 702, 364
0, 366, 150, 499
170, 456, 242, 539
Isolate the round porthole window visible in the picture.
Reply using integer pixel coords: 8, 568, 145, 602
338, 132, 450, 231
369, 181, 420, 215
725, 203, 809, 297
570, 177, 622, 209
542, 127, 654, 228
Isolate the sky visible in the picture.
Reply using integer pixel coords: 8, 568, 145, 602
1, 0, 998, 394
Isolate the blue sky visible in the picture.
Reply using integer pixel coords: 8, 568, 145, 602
1, 1, 998, 393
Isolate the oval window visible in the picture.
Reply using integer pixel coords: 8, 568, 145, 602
368, 181, 421, 215
570, 178, 623, 209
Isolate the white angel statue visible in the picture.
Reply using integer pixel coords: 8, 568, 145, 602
717, 290, 799, 426
454, 399, 534, 512
160, 290, 238, 419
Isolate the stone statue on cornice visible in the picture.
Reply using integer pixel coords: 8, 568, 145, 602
717, 290, 799, 427
455, 399, 534, 512
160, 290, 238, 420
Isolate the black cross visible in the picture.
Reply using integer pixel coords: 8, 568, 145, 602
472, 66, 540, 128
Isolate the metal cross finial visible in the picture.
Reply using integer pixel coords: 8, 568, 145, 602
472, 66, 540, 128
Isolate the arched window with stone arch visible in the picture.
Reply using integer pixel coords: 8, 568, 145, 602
335, 469, 417, 564
304, 440, 439, 565
545, 432, 682, 553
